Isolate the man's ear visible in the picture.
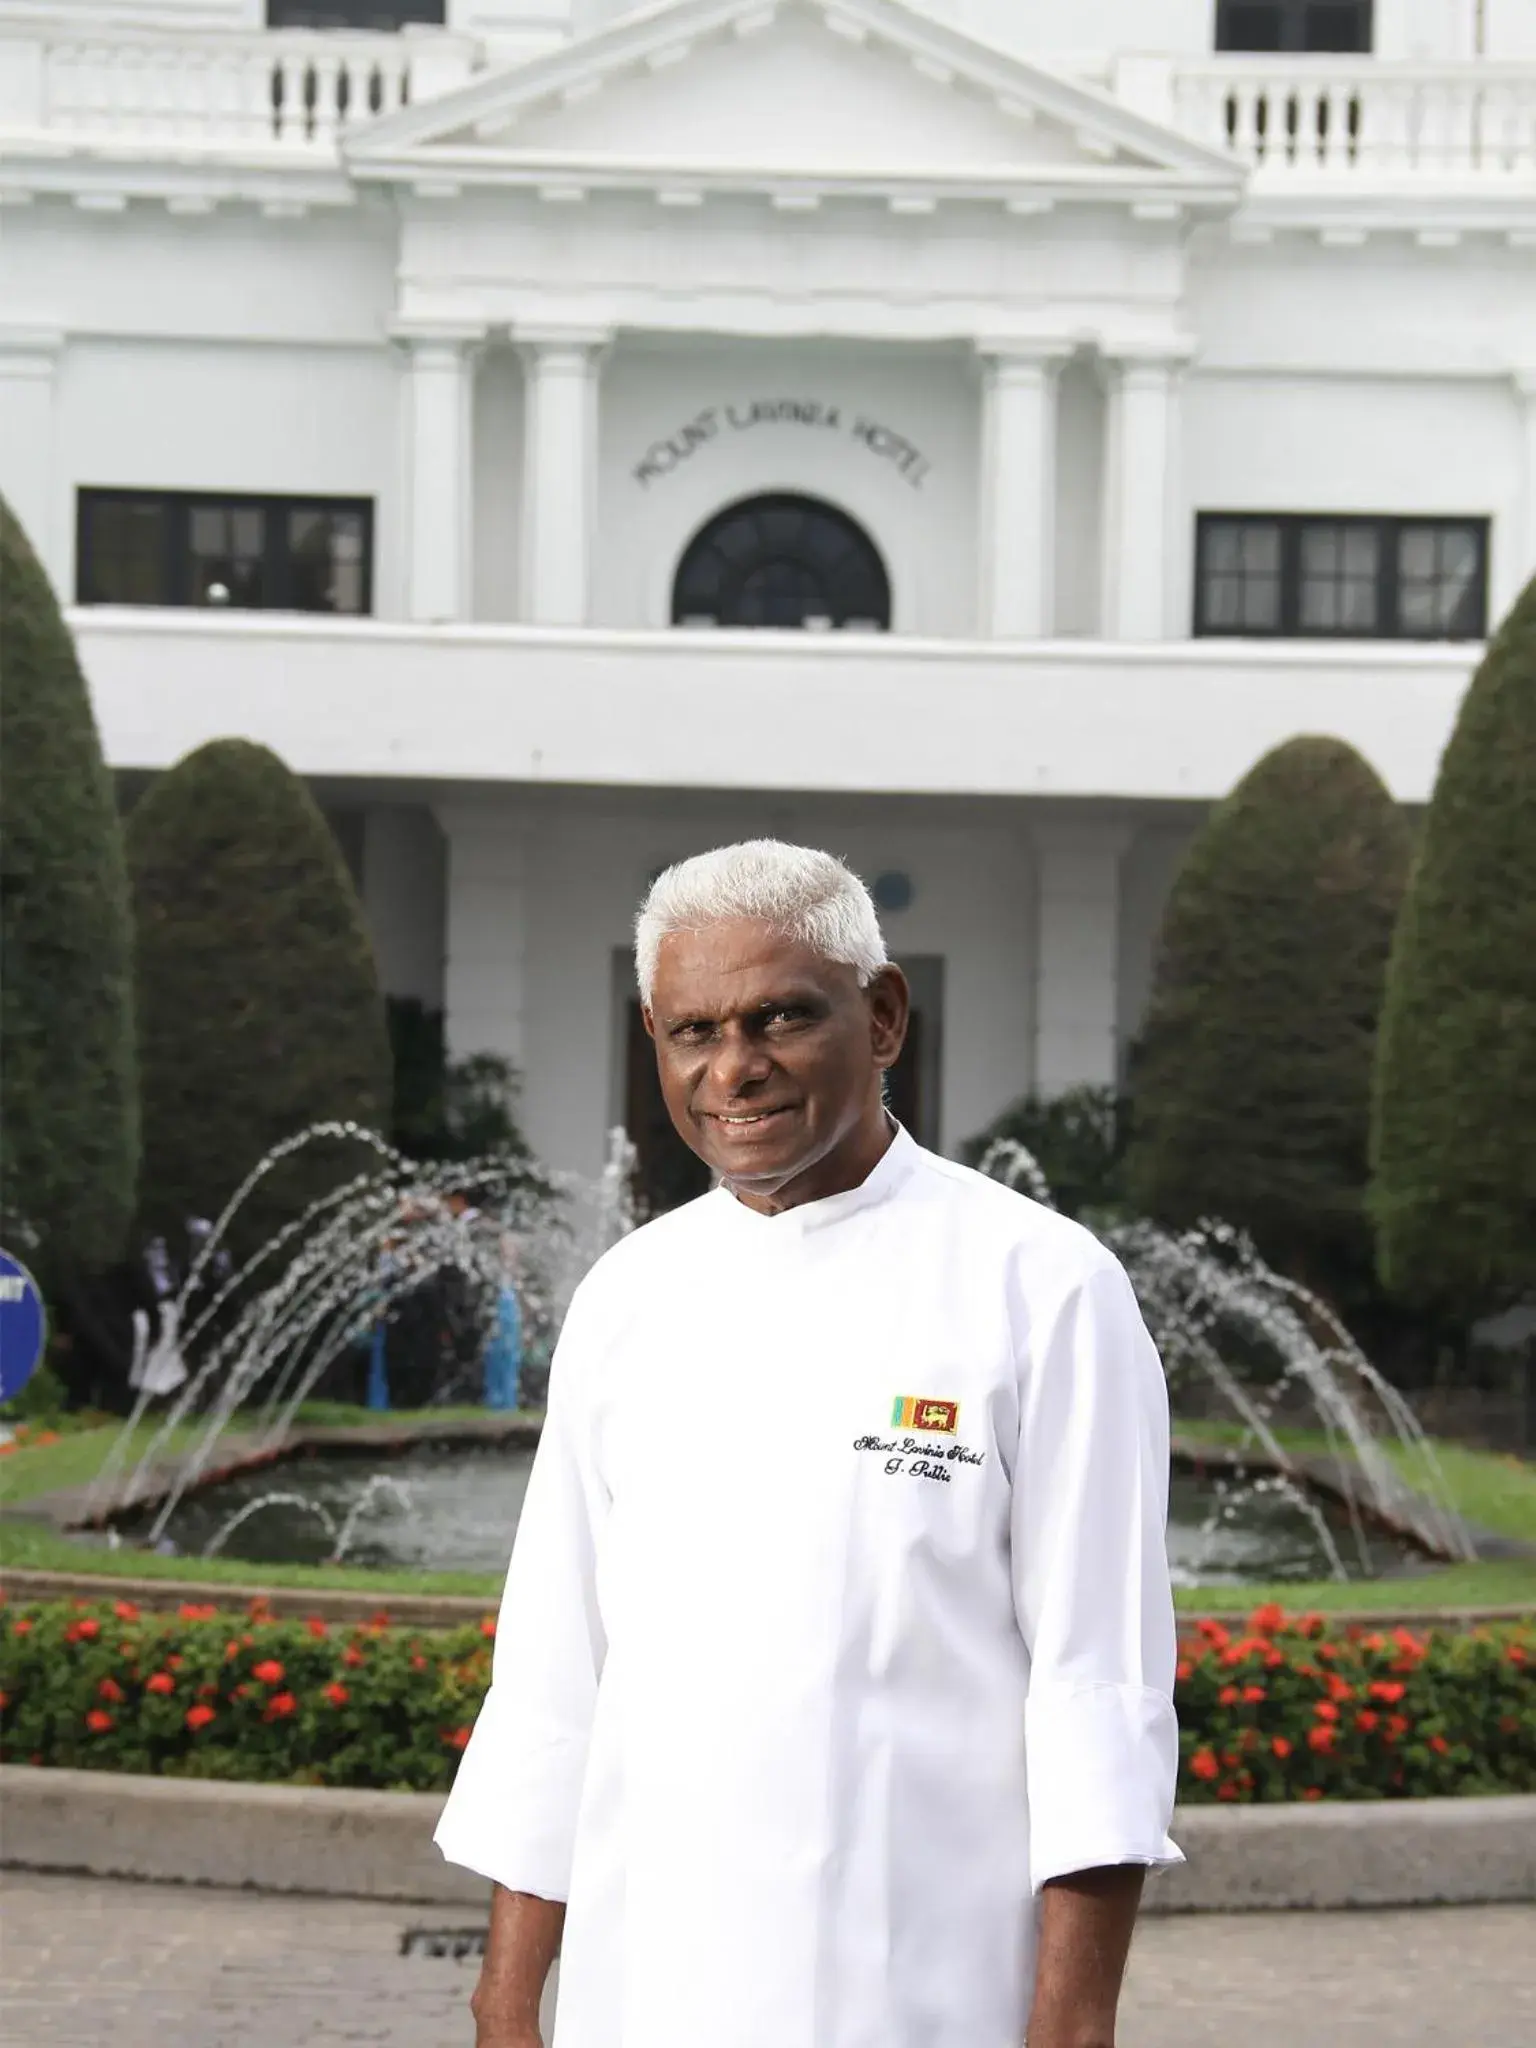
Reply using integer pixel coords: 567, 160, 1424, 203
641, 1004, 658, 1043
866, 964, 910, 1071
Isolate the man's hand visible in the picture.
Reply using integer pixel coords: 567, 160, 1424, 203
469, 1886, 565, 2047
1025, 1864, 1144, 2048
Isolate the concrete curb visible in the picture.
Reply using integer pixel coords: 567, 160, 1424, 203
2, 1767, 1532, 1914
4, 1567, 1531, 1634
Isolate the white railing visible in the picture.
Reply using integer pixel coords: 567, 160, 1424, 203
0, 27, 475, 153
1172, 60, 1536, 179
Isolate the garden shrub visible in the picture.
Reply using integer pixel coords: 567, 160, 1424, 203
1, 1598, 1530, 1803
127, 739, 392, 1256
1370, 574, 1536, 1318
1124, 735, 1410, 1297
0, 497, 138, 1293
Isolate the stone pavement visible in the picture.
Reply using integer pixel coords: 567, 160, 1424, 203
0, 1873, 1532, 2047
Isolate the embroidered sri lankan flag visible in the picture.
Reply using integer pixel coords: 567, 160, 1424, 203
892, 1395, 960, 1436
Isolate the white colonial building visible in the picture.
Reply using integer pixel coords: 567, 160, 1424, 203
2, 0, 1533, 1203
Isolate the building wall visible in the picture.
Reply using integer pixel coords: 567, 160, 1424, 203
594, 338, 981, 634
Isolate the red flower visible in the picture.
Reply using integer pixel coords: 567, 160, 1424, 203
0, 1690, 9, 1710
252, 1659, 286, 1686
263, 1691, 297, 1721
321, 1682, 349, 1708
197, 1683, 217, 1700
1506, 1645, 1526, 1666
85, 1709, 114, 1733
1368, 1680, 1405, 1704
1300, 1786, 1324, 1801
411, 1654, 428, 1672
146, 1672, 175, 1696
1270, 1736, 1292, 1759
71, 1618, 101, 1643
97, 1678, 125, 1703
1313, 1701, 1340, 1723
1241, 1685, 1265, 1704
1195, 1618, 1230, 1648
1218, 1685, 1239, 1706
0, 1441, 18, 1457
1175, 1659, 1193, 1682
1385, 1713, 1411, 1743
1429, 1734, 1450, 1756
179, 1603, 218, 1622
12, 1619, 32, 1636
167, 1655, 184, 1670
305, 1617, 328, 1639
1324, 1673, 1353, 1702
185, 1704, 216, 1732
1307, 1725, 1336, 1753
1188, 1747, 1220, 1781
1247, 1602, 1286, 1636
342, 1647, 365, 1669
1216, 1782, 1240, 1801
443, 1727, 472, 1752
113, 1600, 140, 1622
479, 1617, 497, 1640
1356, 1710, 1379, 1733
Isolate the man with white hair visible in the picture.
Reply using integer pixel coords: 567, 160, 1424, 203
437, 840, 1181, 2048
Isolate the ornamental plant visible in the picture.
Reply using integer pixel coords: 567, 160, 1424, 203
1124, 735, 1410, 1296
1370, 573, 1536, 1316
1, 1597, 1530, 1802
126, 739, 392, 1256
0, 496, 139, 1293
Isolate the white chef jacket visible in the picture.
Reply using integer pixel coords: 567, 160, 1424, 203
436, 1126, 1181, 2048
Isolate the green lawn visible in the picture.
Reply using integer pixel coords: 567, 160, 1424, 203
1, 1407, 1531, 1617
1176, 1419, 1536, 1544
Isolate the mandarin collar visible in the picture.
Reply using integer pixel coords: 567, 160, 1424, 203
711, 1121, 918, 1240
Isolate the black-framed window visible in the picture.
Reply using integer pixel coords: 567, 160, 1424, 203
672, 493, 892, 630
1194, 514, 1488, 640
267, 2, 444, 28
78, 490, 373, 615
1216, 0, 1372, 51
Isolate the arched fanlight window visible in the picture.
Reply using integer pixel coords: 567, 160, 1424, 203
671, 493, 892, 631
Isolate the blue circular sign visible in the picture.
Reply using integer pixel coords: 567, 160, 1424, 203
0, 1249, 47, 1404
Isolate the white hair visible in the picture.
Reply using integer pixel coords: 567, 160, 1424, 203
634, 839, 889, 1005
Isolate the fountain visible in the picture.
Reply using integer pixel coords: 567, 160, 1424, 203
976, 1137, 1476, 1580
78, 1121, 1471, 1585
84, 1120, 636, 1545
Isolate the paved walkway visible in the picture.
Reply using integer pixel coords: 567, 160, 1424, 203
0, 1873, 1532, 2046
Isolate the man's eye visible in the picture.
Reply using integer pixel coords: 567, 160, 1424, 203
766, 1006, 808, 1027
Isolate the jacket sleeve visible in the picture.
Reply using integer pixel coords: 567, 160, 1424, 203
434, 1283, 609, 1899
1011, 1254, 1183, 1893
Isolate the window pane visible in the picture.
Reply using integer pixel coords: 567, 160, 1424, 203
287, 508, 366, 614
1299, 523, 1378, 632
82, 498, 168, 604
1200, 521, 1280, 631
1397, 524, 1482, 637
1217, 2, 1285, 51
673, 494, 890, 629
189, 503, 266, 607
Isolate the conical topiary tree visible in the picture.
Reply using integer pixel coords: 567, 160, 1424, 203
127, 739, 391, 1256
1370, 576, 1536, 1316
1123, 734, 1411, 1289
0, 496, 138, 1292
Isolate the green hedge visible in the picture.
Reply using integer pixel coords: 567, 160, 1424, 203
1, 1599, 1530, 1803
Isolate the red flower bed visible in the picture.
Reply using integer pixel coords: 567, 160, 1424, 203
0, 1595, 1530, 1800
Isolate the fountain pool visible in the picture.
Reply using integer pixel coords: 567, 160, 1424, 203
119, 1440, 1432, 1585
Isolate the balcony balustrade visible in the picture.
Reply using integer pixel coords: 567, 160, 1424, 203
1172, 59, 1536, 181
0, 24, 1532, 184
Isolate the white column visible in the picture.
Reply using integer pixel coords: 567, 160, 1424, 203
977, 341, 1071, 638
435, 801, 528, 1068
398, 323, 483, 623
517, 328, 608, 626
0, 328, 62, 586
1514, 369, 1536, 604
1032, 820, 1132, 1097
1099, 346, 1189, 641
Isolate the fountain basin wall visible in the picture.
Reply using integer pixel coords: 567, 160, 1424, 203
19, 1416, 1487, 1588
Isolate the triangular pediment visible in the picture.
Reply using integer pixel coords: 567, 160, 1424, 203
347, 0, 1241, 200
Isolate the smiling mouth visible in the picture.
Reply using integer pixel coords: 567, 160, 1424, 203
704, 1107, 795, 1130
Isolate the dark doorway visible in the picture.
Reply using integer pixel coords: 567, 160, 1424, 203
672, 493, 891, 630
621, 955, 944, 1217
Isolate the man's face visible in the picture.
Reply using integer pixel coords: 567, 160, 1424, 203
645, 917, 909, 1206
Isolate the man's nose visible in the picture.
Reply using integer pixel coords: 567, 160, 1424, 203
707, 1029, 772, 1097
